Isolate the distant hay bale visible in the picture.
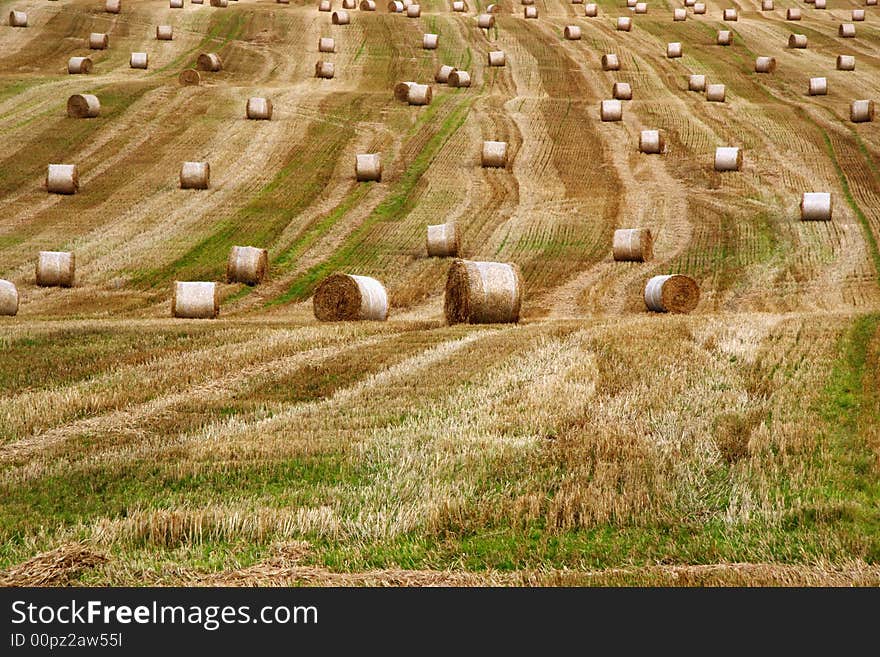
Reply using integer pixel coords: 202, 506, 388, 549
105, 0, 121, 13
67, 94, 100, 118
426, 222, 460, 257
584, 3, 597, 16
332, 9, 350, 23
673, 8, 686, 20
601, 53, 620, 70
246, 97, 272, 120
808, 77, 826, 95
706, 83, 726, 102
319, 37, 336, 52
786, 7, 801, 19
761, 0, 773, 9
210, 0, 228, 6
0, 280, 18, 316
714, 146, 741, 171
406, 83, 432, 105
388, 1, 404, 11
638, 129, 664, 154
644, 274, 699, 313
172, 282, 219, 319
342, 0, 356, 8
453, 0, 467, 9
688, 74, 706, 91
226, 246, 268, 285
313, 274, 388, 321
277, 0, 289, 3
836, 55, 855, 71
852, 8, 865, 20
170, 0, 183, 7
481, 140, 508, 167
788, 34, 807, 48
355, 153, 382, 181
488, 50, 506, 66
600, 99, 622, 121
130, 52, 149, 69
444, 259, 522, 324
867, 0, 877, 5
693, 3, 705, 13
193, 0, 204, 4
800, 192, 832, 221
315, 61, 335, 78
478, 13, 495, 28
755, 56, 776, 73
634, 2, 647, 12
815, 0, 825, 8
667, 42, 682, 58
684, 0, 695, 7
423, 33, 438, 49
156, 25, 173, 40
406, 4, 421, 16
449, 70, 471, 87
851, 99, 874, 123
717, 30, 731, 45
179, 69, 201, 85
522, 0, 534, 5
319, 0, 332, 10
722, 8, 737, 20
68, 57, 93, 74
617, 16, 632, 30
564, 25, 581, 39
394, 81, 414, 100
839, 23, 855, 37
612, 82, 632, 100
360, 0, 376, 9
37, 252, 75, 288
523, 6, 537, 17
435, 65, 456, 83
46, 164, 78, 194
613, 228, 653, 261
89, 32, 108, 49
9, 10, 27, 27
180, 161, 210, 189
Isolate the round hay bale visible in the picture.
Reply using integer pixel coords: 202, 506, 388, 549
355, 153, 382, 181
612, 82, 632, 100
717, 30, 732, 45
89, 33, 108, 49
406, 4, 421, 16
106, 0, 121, 14
481, 140, 508, 167
156, 25, 173, 40
130, 52, 149, 69
639, 129, 664, 154
277, 0, 290, 4
197, 54, 222, 72
423, 33, 438, 49
688, 74, 706, 91
319, 0, 332, 10
313, 274, 388, 321
617, 16, 632, 30
9, 10, 27, 27
761, 0, 773, 9
170, 0, 183, 7
426, 222, 460, 257
867, 0, 877, 6
360, 0, 376, 10
444, 259, 522, 324
315, 61, 335, 78
667, 42, 682, 58
435, 65, 456, 83
808, 77, 827, 95
706, 83, 726, 102
852, 8, 865, 19
626, 0, 636, 6
673, 8, 686, 20
0, 280, 18, 316
851, 100, 875, 123
388, 0, 404, 10
67, 94, 100, 118
193, 0, 205, 4
179, 69, 201, 85
644, 274, 699, 313
572, 0, 584, 4
800, 192, 832, 221
786, 7, 801, 19
246, 97, 273, 120
448, 70, 471, 87
343, 0, 356, 8
478, 13, 495, 28
600, 99, 622, 121
613, 228, 653, 261
172, 282, 219, 319
488, 50, 506, 66
839, 23, 856, 37
319, 36, 336, 52
693, 3, 706, 13
180, 161, 210, 189
523, 6, 537, 17
211, 0, 228, 6
332, 9, 350, 22
36, 252, 75, 288
722, 7, 737, 20
68, 57, 93, 74
788, 34, 807, 48
394, 81, 414, 101
634, 2, 647, 13
46, 164, 78, 194
836, 55, 855, 71
684, 0, 696, 7
755, 56, 777, 73
226, 246, 268, 285
585, 3, 598, 16
815, 0, 825, 8
522, 0, 534, 5
601, 53, 620, 70
564, 25, 582, 39
452, 1, 467, 11
714, 146, 741, 171
406, 83, 432, 105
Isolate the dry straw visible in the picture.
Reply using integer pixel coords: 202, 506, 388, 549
714, 146, 741, 171
435, 65, 456, 83
851, 100, 874, 123
673, 8, 686, 20
180, 161, 210, 189
808, 77, 827, 95
839, 23, 855, 37
644, 275, 699, 313
226, 246, 268, 285
800, 193, 832, 221
9, 10, 27, 27
617, 16, 632, 30
723, 8, 737, 20
157, 25, 173, 40
612, 82, 632, 100
524, 6, 537, 17
315, 61, 335, 78
246, 97, 273, 120
46, 164, 78, 194
130, 52, 149, 69
68, 57, 93, 74
0, 280, 18, 316
198, 53, 222, 71
89, 33, 108, 49
667, 42, 682, 58
179, 69, 201, 85
564, 25, 582, 39
172, 282, 219, 319
706, 83, 726, 102
423, 33, 438, 49
444, 259, 522, 324
313, 274, 388, 321
639, 130, 664, 154
407, 4, 421, 16
613, 228, 653, 261
319, 37, 335, 52
788, 34, 807, 48
585, 3, 597, 16
836, 55, 855, 71
481, 141, 508, 167
332, 8, 350, 21
688, 74, 706, 91
449, 70, 471, 87
355, 153, 382, 181
67, 94, 100, 118
36, 251, 75, 287
755, 56, 776, 73
426, 222, 460, 257
488, 51, 506, 66
717, 30, 732, 45
602, 53, 620, 70
601, 99, 622, 121
106, 0, 121, 13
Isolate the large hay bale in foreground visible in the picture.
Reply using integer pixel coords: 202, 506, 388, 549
800, 192, 832, 221
67, 94, 100, 118
68, 57, 93, 74
0, 280, 19, 316
179, 69, 201, 85
46, 164, 78, 194
313, 274, 388, 321
808, 77, 827, 95
246, 97, 273, 120
226, 246, 268, 285
481, 141, 508, 167
613, 228, 653, 262
644, 275, 699, 313
197, 53, 222, 71
180, 161, 210, 189
172, 282, 219, 319
714, 147, 741, 171
639, 129, 664, 154
36, 251, 75, 287
130, 52, 149, 69
356, 153, 382, 181
426, 222, 460, 257
9, 10, 27, 27
444, 259, 522, 324
89, 33, 109, 49
851, 100, 874, 123
156, 25, 173, 40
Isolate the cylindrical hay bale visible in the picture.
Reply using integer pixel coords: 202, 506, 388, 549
9, 10, 27, 27
360, 0, 376, 9
522, 0, 535, 5
688, 74, 706, 91
612, 82, 632, 100
667, 42, 682, 58
714, 146, 742, 171
435, 65, 456, 83
600, 99, 623, 121
0, 280, 18, 316
601, 53, 620, 70
171, 0, 183, 7
106, 0, 121, 14
786, 7, 801, 19
706, 83, 726, 102
277, 0, 288, 3
313, 274, 388, 321
444, 260, 521, 324
852, 8, 865, 19
246, 97, 273, 120
838, 23, 856, 37
343, 0, 356, 8
179, 69, 201, 85
572, 0, 584, 4
68, 57, 93, 74
478, 13, 495, 28
488, 50, 506, 66
634, 2, 647, 12
684, 0, 696, 6
394, 81, 414, 100
406, 3, 420, 16
761, 0, 773, 9
426, 222, 460, 257
851, 100, 875, 123
836, 55, 855, 71
332, 9, 350, 23
156, 25, 173, 40
585, 3, 597, 16
723, 8, 737, 20
717, 30, 732, 45
210, 0, 228, 6
617, 16, 632, 30
180, 161, 210, 189
814, 0, 825, 8
36, 252, 75, 288
693, 3, 706, 13
486, 2, 498, 10
644, 275, 699, 313
130, 52, 149, 69
800, 192, 832, 221
638, 130, 664, 154
388, 0, 404, 10
226, 246, 268, 285
89, 33, 109, 49
448, 70, 471, 87
523, 6, 537, 17
172, 282, 219, 319
673, 8, 686, 20
755, 56, 777, 73
46, 164, 78, 194
423, 33, 438, 49
867, 0, 877, 6
67, 94, 100, 118
452, 0, 467, 10
613, 228, 653, 261
197, 53, 223, 72
316, 38, 336, 56
808, 77, 827, 95
355, 153, 382, 181
319, 0, 332, 10
626, 0, 636, 6
407, 83, 432, 105
564, 25, 582, 39
481, 140, 508, 167
788, 34, 807, 48
315, 61, 335, 78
